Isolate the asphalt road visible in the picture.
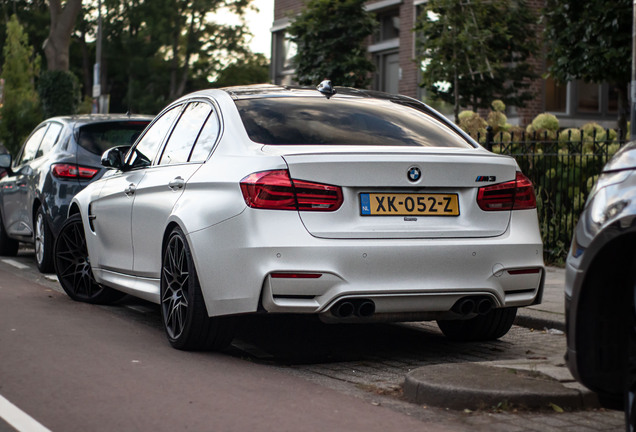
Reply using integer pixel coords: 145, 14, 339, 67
0, 250, 624, 432
0, 253, 458, 432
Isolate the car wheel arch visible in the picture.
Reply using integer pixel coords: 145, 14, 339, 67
574, 233, 636, 405
68, 203, 82, 217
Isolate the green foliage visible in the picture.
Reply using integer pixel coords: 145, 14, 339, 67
491, 100, 505, 113
526, 113, 559, 139
212, 53, 270, 88
287, 0, 376, 87
458, 110, 487, 141
0, 15, 42, 156
89, 0, 254, 114
543, 0, 631, 131
38, 70, 81, 117
415, 0, 538, 120
0, 1, 49, 70
487, 126, 622, 264
544, 0, 630, 86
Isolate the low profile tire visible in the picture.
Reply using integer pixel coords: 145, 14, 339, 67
0, 212, 18, 256
35, 206, 54, 273
54, 214, 125, 304
437, 307, 517, 342
161, 226, 236, 351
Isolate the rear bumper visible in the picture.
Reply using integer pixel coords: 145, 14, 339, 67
188, 209, 544, 318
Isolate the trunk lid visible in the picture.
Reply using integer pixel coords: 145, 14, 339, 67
272, 146, 517, 239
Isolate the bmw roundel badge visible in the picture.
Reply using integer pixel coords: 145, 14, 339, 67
407, 166, 421, 182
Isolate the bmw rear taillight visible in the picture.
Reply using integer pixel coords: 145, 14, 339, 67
51, 163, 99, 180
240, 170, 343, 211
477, 172, 536, 211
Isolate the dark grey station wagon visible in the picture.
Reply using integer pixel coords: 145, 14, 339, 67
0, 114, 152, 272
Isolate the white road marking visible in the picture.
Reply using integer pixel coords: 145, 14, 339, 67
44, 274, 58, 282
0, 394, 52, 432
1, 259, 30, 270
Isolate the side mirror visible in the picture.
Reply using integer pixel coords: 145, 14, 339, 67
101, 146, 130, 171
0, 153, 11, 169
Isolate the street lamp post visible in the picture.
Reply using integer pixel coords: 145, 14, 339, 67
92, 0, 102, 113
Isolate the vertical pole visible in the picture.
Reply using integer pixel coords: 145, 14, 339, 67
92, 0, 102, 113
631, 0, 636, 139
485, 126, 494, 152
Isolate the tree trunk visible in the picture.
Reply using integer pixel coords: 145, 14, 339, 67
43, 0, 82, 71
75, 30, 92, 97
617, 82, 628, 140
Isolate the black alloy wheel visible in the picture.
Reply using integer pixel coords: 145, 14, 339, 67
161, 226, 236, 350
54, 214, 124, 304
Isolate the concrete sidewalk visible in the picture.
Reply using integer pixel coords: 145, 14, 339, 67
403, 266, 602, 411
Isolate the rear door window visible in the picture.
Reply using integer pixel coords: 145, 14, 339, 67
36, 122, 63, 158
189, 106, 220, 162
158, 101, 212, 165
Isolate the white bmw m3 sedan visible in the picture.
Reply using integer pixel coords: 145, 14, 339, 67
54, 83, 545, 350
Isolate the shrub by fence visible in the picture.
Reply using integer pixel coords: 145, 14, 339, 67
474, 127, 626, 265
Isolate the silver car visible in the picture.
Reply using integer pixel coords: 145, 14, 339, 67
54, 84, 545, 350
565, 141, 636, 430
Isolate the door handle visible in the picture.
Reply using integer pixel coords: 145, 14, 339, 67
124, 183, 136, 196
168, 176, 185, 191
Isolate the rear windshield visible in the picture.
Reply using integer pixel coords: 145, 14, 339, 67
78, 121, 150, 155
234, 97, 472, 148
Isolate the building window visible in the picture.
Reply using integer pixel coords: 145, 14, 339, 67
545, 76, 567, 113
374, 8, 400, 43
576, 80, 600, 113
271, 26, 297, 85
368, 6, 401, 93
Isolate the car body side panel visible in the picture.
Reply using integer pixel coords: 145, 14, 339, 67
130, 163, 202, 278
89, 170, 146, 273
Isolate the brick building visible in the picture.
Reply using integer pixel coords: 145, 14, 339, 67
270, 0, 620, 129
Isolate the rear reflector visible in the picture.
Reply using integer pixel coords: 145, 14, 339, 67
508, 268, 542, 275
51, 163, 99, 180
240, 170, 343, 211
270, 273, 323, 279
476, 172, 536, 211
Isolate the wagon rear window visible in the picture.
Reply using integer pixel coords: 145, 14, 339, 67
234, 97, 472, 148
78, 121, 150, 155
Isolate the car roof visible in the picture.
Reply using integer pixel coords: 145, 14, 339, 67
220, 84, 413, 102
46, 113, 154, 127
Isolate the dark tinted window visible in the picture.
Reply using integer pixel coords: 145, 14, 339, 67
78, 121, 150, 155
234, 97, 471, 148
128, 108, 180, 169
159, 102, 212, 165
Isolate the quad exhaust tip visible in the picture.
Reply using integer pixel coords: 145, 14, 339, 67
331, 299, 376, 318
452, 297, 494, 316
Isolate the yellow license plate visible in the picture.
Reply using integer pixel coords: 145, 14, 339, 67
360, 193, 460, 216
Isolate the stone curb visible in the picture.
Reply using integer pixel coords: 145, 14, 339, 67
403, 363, 595, 411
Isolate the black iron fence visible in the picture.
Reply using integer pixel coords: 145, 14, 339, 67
473, 127, 627, 264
